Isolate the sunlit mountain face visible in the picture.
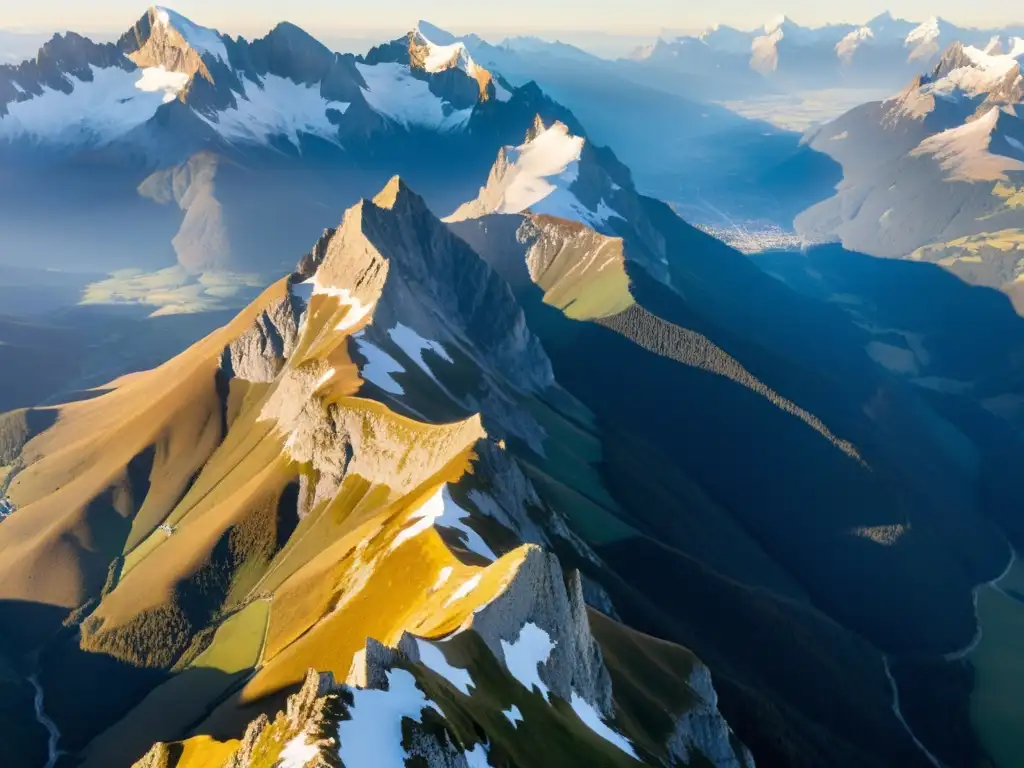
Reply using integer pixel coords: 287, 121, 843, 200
3, 7, 1024, 768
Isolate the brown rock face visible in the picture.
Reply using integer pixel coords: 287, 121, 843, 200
119, 8, 215, 92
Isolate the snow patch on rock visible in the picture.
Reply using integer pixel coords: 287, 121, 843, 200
388, 322, 453, 385
415, 638, 475, 695
450, 121, 623, 229
336, 668, 439, 768
277, 733, 320, 768
500, 622, 556, 699
353, 336, 405, 395
445, 573, 483, 606
570, 692, 638, 758
391, 485, 498, 561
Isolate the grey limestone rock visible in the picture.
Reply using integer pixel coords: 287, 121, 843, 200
220, 295, 301, 383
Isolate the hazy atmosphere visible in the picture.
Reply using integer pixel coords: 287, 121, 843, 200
3, 3, 1024, 768
4, 1, 1022, 36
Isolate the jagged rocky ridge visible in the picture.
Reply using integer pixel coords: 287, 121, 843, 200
0, 9, 603, 276
4, 151, 1019, 768
134, 549, 753, 767
0, 175, 757, 768
0, 8, 522, 159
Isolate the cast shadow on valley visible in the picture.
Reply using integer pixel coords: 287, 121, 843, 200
452, 215, 998, 658
754, 243, 1024, 389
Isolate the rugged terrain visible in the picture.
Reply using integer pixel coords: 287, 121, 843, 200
4, 8, 1024, 768
796, 39, 1024, 310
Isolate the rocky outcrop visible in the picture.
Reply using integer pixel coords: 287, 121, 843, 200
119, 8, 215, 87
220, 294, 301, 382
668, 665, 756, 768
462, 546, 614, 715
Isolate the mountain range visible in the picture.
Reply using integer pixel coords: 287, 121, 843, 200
629, 12, 1024, 98
0, 8, 835, 280
4, 7, 1024, 768
796, 37, 1024, 311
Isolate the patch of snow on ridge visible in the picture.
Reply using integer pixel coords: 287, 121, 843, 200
356, 62, 473, 132
0, 65, 189, 146
431, 566, 454, 592
570, 692, 639, 758
278, 734, 320, 768
391, 485, 497, 560
911, 107, 1024, 182
444, 573, 482, 606
337, 668, 439, 768
388, 323, 453, 385
500, 622, 556, 699
353, 336, 405, 395
303, 277, 375, 331
154, 7, 230, 63
200, 74, 348, 148
314, 368, 335, 390
415, 638, 475, 695
135, 66, 190, 102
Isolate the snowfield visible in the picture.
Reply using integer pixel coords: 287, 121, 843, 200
0, 65, 189, 145
356, 62, 474, 132
200, 74, 349, 148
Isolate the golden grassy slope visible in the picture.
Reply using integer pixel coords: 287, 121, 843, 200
0, 280, 291, 643
526, 215, 635, 321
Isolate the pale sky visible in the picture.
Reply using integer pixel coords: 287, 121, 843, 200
3, 1, 1021, 37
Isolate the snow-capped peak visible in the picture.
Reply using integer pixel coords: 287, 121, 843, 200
152, 6, 229, 63
927, 41, 1024, 98
904, 16, 947, 62
412, 22, 479, 77
415, 20, 458, 46
448, 119, 623, 230
764, 15, 790, 35
905, 16, 941, 46
836, 26, 875, 62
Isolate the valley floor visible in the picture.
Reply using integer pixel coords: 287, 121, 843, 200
717, 87, 894, 132
969, 549, 1024, 767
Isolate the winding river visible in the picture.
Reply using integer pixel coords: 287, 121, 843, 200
28, 674, 62, 768
886, 543, 1020, 768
